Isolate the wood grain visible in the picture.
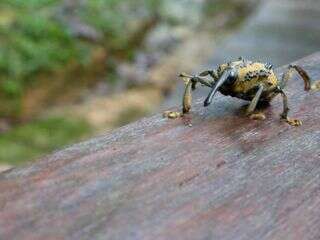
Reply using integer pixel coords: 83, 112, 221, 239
0, 53, 320, 240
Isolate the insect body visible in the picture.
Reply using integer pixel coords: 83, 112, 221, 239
164, 57, 320, 126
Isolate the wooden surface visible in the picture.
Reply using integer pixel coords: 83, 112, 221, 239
1, 53, 320, 240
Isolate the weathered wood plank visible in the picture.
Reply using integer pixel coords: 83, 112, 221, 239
0, 53, 320, 240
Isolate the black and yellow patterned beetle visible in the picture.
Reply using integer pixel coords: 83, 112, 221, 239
164, 57, 320, 126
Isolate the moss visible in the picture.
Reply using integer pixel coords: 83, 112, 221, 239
0, 117, 91, 166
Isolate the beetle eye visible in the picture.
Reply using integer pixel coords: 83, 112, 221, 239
226, 71, 237, 85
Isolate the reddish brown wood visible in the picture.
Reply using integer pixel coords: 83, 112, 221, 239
1, 53, 320, 240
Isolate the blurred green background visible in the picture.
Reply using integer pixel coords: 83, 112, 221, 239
0, 0, 319, 169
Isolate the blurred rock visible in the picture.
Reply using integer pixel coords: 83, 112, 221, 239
117, 53, 159, 86
58, 0, 103, 42
145, 25, 191, 54
0, 164, 12, 173
160, 0, 205, 26
67, 17, 103, 42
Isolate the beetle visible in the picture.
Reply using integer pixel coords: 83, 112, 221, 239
163, 57, 320, 126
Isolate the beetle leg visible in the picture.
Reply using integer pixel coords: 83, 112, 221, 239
199, 69, 219, 80
163, 79, 192, 119
180, 73, 215, 113
163, 73, 214, 119
182, 78, 193, 114
278, 89, 302, 126
246, 84, 266, 120
280, 64, 320, 91
179, 73, 214, 88
247, 85, 264, 114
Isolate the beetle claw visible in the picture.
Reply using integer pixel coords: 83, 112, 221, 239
283, 117, 302, 127
163, 111, 183, 119
249, 112, 266, 121
311, 81, 320, 91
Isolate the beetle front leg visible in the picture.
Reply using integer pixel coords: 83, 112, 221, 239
163, 73, 214, 119
163, 77, 193, 119
163, 76, 192, 119
181, 74, 214, 113
163, 77, 198, 118
182, 78, 193, 113
246, 84, 266, 121
279, 89, 302, 126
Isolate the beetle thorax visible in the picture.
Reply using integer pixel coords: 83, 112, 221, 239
217, 60, 278, 93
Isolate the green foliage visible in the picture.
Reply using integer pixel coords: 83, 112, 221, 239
0, 0, 160, 116
0, 117, 91, 165
0, 0, 78, 112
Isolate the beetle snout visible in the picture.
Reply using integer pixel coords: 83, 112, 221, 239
204, 69, 237, 107
204, 97, 211, 107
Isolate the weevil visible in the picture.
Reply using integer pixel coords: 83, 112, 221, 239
163, 57, 320, 126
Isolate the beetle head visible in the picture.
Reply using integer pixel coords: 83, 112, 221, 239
204, 68, 237, 107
